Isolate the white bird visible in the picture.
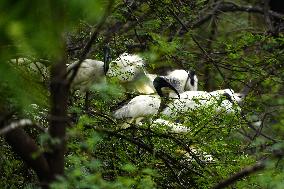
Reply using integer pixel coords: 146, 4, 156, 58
210, 89, 243, 113
151, 118, 191, 133
113, 95, 161, 125
178, 90, 210, 99
113, 77, 180, 126
67, 45, 111, 92
106, 53, 156, 94
106, 53, 145, 82
155, 69, 198, 97
209, 89, 241, 102
162, 89, 242, 117
67, 58, 108, 110
134, 72, 157, 94
179, 146, 214, 163
167, 69, 198, 91
162, 91, 209, 116
67, 59, 106, 92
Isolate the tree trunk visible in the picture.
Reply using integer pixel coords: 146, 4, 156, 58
47, 56, 69, 181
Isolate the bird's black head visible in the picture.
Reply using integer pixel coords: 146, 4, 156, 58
223, 92, 233, 103
153, 76, 180, 98
103, 45, 111, 74
189, 70, 196, 86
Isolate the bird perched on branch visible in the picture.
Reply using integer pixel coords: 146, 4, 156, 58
155, 69, 198, 97
106, 53, 145, 82
113, 76, 180, 127
106, 53, 157, 94
66, 46, 112, 110
67, 45, 111, 92
68, 58, 110, 111
67, 59, 106, 92
162, 89, 243, 117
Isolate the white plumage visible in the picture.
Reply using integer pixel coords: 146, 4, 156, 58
113, 95, 161, 124
106, 53, 156, 94
185, 71, 198, 91
162, 91, 210, 116
135, 73, 157, 94
168, 69, 198, 91
157, 69, 198, 97
106, 53, 145, 83
178, 90, 210, 99
180, 146, 214, 163
113, 77, 180, 125
151, 118, 191, 133
67, 59, 106, 91
162, 89, 242, 117
210, 89, 242, 113
209, 89, 234, 99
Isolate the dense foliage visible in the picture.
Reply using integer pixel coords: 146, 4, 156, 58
0, 0, 284, 188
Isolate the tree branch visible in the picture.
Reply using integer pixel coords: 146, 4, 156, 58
67, 0, 114, 86
0, 119, 46, 135
212, 149, 284, 189
212, 161, 265, 189
4, 128, 51, 185
92, 126, 203, 177
47, 56, 68, 179
0, 113, 50, 186
263, 0, 274, 32
177, 1, 284, 36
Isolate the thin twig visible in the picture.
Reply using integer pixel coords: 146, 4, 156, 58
177, 1, 284, 36
92, 126, 203, 177
87, 109, 117, 124
263, 0, 274, 32
67, 0, 114, 86
0, 119, 46, 135
212, 161, 265, 189
213, 147, 284, 189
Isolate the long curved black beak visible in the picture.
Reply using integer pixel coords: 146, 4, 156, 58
103, 45, 111, 74
153, 76, 180, 99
